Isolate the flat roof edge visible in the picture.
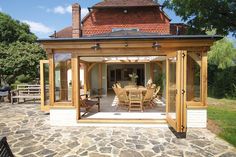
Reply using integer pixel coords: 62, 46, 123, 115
37, 35, 223, 42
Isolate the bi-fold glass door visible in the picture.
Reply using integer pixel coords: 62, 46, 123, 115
166, 51, 187, 132
40, 60, 50, 111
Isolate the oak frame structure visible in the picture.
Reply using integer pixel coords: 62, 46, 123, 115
38, 35, 221, 132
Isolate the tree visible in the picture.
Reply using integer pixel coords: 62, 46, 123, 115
0, 12, 46, 86
208, 38, 236, 69
0, 12, 37, 44
0, 42, 46, 84
163, 0, 236, 37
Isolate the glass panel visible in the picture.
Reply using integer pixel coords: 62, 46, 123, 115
43, 63, 49, 105
54, 53, 72, 102
168, 57, 176, 120
116, 69, 121, 81
187, 53, 201, 102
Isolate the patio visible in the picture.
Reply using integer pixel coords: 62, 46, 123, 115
0, 102, 235, 157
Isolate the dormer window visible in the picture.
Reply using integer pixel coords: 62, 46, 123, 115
112, 28, 139, 32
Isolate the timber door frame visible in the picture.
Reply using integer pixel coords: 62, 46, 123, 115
166, 51, 187, 132
40, 60, 50, 111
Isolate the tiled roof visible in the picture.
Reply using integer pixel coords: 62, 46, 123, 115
50, 26, 72, 38
92, 0, 160, 8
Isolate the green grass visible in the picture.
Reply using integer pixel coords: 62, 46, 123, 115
207, 97, 236, 147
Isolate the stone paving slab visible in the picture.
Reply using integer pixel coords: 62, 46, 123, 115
0, 103, 236, 157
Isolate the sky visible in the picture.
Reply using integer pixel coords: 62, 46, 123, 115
0, 0, 234, 42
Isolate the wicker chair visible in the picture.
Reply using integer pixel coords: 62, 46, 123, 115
129, 89, 143, 112
143, 87, 155, 108
113, 86, 129, 110
151, 86, 161, 106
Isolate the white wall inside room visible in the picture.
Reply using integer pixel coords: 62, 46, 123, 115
80, 68, 84, 86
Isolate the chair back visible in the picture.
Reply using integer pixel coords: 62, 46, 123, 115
153, 86, 161, 98
112, 85, 118, 95
116, 88, 129, 102
116, 83, 122, 88
80, 96, 87, 107
129, 89, 143, 102
143, 88, 155, 102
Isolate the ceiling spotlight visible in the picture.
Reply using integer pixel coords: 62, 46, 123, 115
152, 42, 161, 49
91, 43, 100, 51
124, 9, 128, 13
124, 42, 128, 47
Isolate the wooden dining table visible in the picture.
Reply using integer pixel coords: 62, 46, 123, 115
124, 85, 147, 94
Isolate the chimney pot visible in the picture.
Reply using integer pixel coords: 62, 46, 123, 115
72, 3, 81, 38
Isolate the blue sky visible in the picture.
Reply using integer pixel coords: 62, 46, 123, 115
0, 0, 183, 38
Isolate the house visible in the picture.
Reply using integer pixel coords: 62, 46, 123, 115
38, 0, 222, 133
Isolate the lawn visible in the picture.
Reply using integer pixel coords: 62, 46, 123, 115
207, 97, 236, 147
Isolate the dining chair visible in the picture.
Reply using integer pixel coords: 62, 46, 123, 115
129, 89, 143, 112
151, 86, 161, 106
143, 87, 155, 109
113, 86, 129, 110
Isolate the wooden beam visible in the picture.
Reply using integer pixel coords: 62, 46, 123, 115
201, 52, 208, 106
48, 51, 55, 106
40, 60, 50, 111
88, 63, 97, 72
188, 53, 201, 67
153, 61, 162, 70
41, 39, 215, 50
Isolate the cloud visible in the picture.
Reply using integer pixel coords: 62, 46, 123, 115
46, 5, 89, 18
47, 5, 72, 14
22, 20, 53, 34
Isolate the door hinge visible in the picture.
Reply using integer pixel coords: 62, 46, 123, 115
181, 89, 185, 94
181, 125, 185, 131
182, 53, 186, 58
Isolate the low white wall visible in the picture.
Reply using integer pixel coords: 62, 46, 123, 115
187, 109, 207, 128
50, 109, 78, 126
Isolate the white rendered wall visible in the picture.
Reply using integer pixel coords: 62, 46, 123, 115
50, 109, 78, 126
187, 109, 207, 128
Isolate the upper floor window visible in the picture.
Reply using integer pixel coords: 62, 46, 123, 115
112, 28, 139, 32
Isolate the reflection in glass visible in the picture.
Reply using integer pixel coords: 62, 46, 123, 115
43, 63, 49, 105
54, 53, 72, 102
168, 57, 176, 119
187, 53, 201, 102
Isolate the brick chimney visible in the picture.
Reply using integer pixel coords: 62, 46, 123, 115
72, 3, 81, 38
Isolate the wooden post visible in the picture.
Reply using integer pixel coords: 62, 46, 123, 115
201, 52, 207, 106
48, 50, 54, 106
72, 54, 80, 119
